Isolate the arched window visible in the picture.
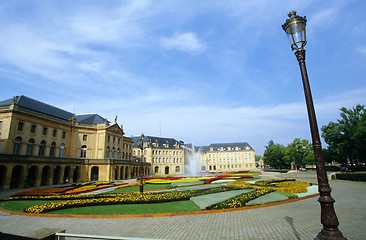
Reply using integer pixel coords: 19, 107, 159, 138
175, 166, 180, 173
39, 140, 46, 156
13, 136, 22, 155
50, 142, 56, 157
59, 143, 65, 157
26, 138, 35, 155
154, 166, 159, 173
81, 145, 87, 159
91, 166, 99, 181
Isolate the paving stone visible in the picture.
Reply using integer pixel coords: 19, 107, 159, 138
0, 172, 364, 239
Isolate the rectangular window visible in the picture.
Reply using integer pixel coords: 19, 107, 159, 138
62, 131, 66, 138
53, 129, 57, 137
17, 121, 24, 131
42, 127, 47, 135
118, 138, 120, 144
83, 134, 87, 141
30, 125, 36, 133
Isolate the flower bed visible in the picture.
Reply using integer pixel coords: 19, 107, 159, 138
270, 181, 310, 194
11, 187, 70, 197
246, 191, 289, 206
23, 186, 242, 214
24, 191, 194, 214
190, 189, 255, 210
254, 178, 296, 186
1, 175, 314, 214
211, 189, 275, 209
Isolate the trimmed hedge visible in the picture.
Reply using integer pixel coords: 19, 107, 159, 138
335, 173, 366, 182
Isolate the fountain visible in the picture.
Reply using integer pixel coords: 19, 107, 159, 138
183, 144, 202, 175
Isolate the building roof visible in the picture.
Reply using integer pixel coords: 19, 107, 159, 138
1, 95, 74, 120
75, 114, 107, 125
0, 95, 109, 125
196, 142, 254, 152
132, 135, 184, 148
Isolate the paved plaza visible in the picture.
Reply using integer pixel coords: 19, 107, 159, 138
0, 172, 365, 240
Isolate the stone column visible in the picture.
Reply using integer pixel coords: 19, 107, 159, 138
1, 166, 13, 190
47, 166, 54, 186
57, 166, 65, 185
34, 166, 42, 187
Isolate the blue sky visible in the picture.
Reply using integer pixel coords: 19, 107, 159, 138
1, 0, 365, 155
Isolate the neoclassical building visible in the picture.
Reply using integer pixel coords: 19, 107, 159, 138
132, 136, 185, 176
0, 95, 258, 189
196, 142, 257, 172
131, 138, 257, 176
0, 95, 150, 189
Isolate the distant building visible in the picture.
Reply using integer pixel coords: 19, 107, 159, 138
0, 95, 149, 189
131, 138, 257, 176
196, 142, 256, 172
132, 136, 185, 175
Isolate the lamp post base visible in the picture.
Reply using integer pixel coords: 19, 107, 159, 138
140, 182, 143, 193
315, 228, 346, 240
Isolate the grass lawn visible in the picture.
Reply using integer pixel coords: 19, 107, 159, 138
108, 184, 171, 194
0, 200, 61, 212
48, 200, 200, 215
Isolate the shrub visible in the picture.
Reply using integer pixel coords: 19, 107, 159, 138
335, 173, 366, 182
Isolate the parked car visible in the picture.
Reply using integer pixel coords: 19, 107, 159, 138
341, 165, 353, 172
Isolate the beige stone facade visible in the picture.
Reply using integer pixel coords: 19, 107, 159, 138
0, 96, 150, 189
131, 139, 257, 176
132, 136, 185, 176
196, 143, 257, 173
0, 96, 258, 189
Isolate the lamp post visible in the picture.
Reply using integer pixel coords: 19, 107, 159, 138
138, 133, 145, 193
282, 11, 346, 240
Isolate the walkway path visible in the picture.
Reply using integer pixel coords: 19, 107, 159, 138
1, 172, 365, 239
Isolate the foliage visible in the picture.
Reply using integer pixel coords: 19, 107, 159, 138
263, 140, 288, 169
263, 139, 316, 170
285, 138, 314, 169
355, 111, 366, 163
321, 104, 365, 165
335, 173, 366, 182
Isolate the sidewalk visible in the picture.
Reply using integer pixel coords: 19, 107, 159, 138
1, 174, 365, 239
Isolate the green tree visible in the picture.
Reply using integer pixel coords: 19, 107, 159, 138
321, 104, 365, 165
263, 140, 288, 169
355, 111, 366, 163
285, 138, 314, 169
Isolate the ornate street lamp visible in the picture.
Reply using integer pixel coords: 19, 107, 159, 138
138, 133, 145, 193
282, 11, 346, 240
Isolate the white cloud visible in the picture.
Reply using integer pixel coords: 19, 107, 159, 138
161, 32, 206, 53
